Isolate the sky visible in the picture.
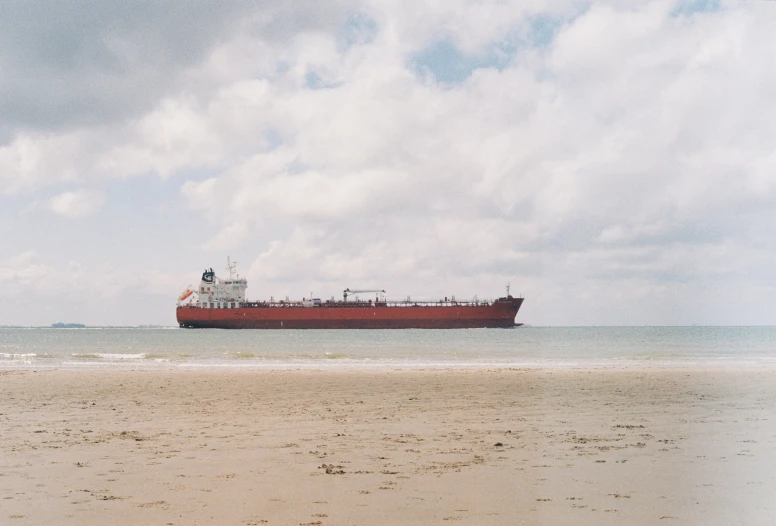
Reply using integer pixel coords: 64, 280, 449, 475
1, 0, 775, 327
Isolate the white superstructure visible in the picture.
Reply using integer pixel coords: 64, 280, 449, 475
178, 257, 247, 309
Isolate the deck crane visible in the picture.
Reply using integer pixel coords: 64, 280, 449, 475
343, 288, 386, 302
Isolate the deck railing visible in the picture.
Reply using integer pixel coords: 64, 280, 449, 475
238, 299, 496, 308
178, 299, 507, 308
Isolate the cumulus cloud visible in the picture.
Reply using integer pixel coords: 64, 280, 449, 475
49, 189, 105, 218
0, 252, 53, 302
2, 0, 776, 324
0, 1, 358, 139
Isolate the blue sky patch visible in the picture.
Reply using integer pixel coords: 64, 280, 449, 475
408, 15, 568, 86
409, 39, 509, 85
671, 0, 722, 17
263, 129, 283, 150
529, 15, 564, 48
338, 12, 378, 52
304, 70, 340, 90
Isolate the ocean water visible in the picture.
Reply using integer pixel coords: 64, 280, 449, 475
1, 326, 776, 370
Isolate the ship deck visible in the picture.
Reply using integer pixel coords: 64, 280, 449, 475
238, 300, 499, 308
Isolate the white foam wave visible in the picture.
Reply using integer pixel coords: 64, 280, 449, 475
96, 353, 145, 360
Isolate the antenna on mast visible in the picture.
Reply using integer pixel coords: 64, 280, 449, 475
226, 257, 238, 280
506, 282, 511, 297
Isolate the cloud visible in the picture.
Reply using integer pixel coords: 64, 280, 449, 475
49, 189, 105, 218
2, 0, 776, 324
177, 1, 776, 321
0, 251, 51, 287
0, 1, 359, 140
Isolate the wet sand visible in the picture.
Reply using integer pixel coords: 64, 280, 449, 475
1, 368, 775, 525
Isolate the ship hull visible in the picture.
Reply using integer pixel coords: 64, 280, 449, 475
177, 299, 523, 329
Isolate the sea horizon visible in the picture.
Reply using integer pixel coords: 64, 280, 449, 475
4, 324, 776, 328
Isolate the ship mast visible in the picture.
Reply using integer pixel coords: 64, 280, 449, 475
226, 257, 238, 280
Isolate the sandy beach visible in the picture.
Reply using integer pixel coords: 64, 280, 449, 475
2, 368, 775, 525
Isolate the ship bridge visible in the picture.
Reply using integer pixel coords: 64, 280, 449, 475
196, 258, 247, 309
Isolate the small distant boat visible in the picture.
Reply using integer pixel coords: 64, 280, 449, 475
51, 323, 86, 328
176, 258, 524, 329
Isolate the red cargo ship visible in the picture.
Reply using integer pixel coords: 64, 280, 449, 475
176, 259, 523, 329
